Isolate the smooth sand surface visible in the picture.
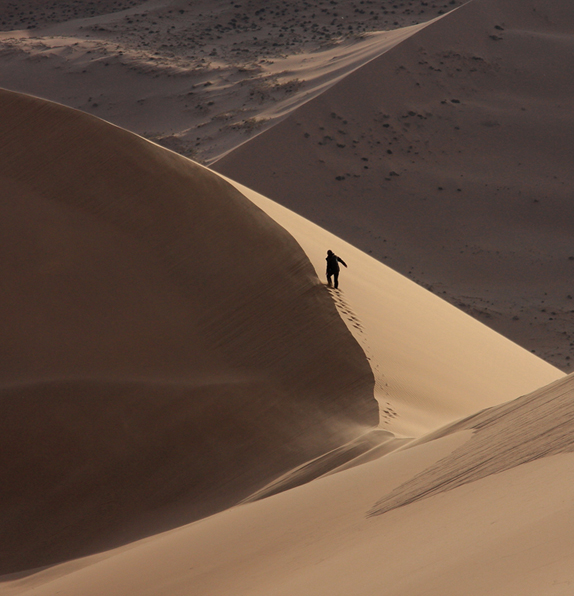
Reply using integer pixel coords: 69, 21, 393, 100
3, 0, 570, 361
3, 0, 571, 367
0, 87, 565, 591
6, 374, 574, 596
0, 87, 377, 573
215, 0, 574, 370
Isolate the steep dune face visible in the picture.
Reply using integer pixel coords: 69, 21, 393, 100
214, 0, 574, 370
0, 89, 377, 573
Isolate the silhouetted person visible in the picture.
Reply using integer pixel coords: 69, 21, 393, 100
326, 250, 347, 289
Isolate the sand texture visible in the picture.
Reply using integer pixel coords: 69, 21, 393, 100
227, 178, 561, 436
1, 0, 570, 366
0, 0, 463, 163
0, 84, 567, 594
5, 374, 574, 596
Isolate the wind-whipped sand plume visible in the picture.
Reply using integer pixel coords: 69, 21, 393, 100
8, 374, 574, 596
214, 0, 574, 371
0, 88, 377, 574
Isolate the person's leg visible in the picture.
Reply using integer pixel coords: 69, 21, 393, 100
334, 271, 339, 289
327, 272, 332, 286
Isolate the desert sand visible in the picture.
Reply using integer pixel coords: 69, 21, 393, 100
6, 375, 574, 596
1, 0, 570, 370
0, 84, 568, 594
227, 177, 561, 436
1, 0, 573, 593
0, 0, 463, 163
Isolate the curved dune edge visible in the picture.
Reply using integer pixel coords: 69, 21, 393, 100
0, 0, 571, 592
208, 19, 439, 164
0, 87, 378, 574
221, 177, 563, 437
371, 372, 574, 516
0, 1, 461, 165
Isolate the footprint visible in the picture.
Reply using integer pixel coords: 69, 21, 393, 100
325, 284, 397, 421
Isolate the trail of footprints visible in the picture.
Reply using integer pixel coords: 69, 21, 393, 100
327, 286, 398, 425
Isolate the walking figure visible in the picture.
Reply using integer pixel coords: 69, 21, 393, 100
326, 250, 347, 289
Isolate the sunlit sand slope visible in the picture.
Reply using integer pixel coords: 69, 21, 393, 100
226, 180, 562, 437
0, 88, 377, 573
372, 372, 574, 515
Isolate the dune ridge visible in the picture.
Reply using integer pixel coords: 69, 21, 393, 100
225, 179, 562, 437
0, 0, 465, 163
1, 0, 572, 592
371, 372, 574, 515
0, 87, 377, 573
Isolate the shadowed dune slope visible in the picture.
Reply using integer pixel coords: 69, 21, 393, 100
214, 0, 574, 370
0, 88, 377, 574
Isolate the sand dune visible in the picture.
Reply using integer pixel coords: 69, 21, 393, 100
372, 373, 574, 515
214, 0, 574, 370
1, 0, 573, 590
0, 88, 377, 573
1, 85, 563, 583
0, 25, 428, 163
6, 373, 574, 596
4, 0, 570, 364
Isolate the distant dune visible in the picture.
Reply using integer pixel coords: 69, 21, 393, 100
2, 0, 570, 365
214, 0, 574, 370
0, 0, 464, 163
0, 88, 377, 573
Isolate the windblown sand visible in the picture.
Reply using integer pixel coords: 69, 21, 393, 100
0, 88, 378, 573
0, 0, 463, 162
0, 83, 567, 595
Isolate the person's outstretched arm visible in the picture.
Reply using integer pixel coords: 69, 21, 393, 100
337, 257, 347, 268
